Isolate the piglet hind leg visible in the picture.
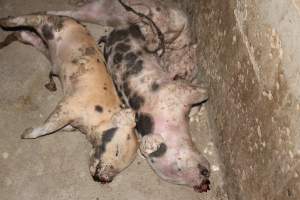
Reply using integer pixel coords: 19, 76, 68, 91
0, 31, 58, 92
21, 104, 72, 139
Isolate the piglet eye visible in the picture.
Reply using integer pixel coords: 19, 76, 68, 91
201, 169, 209, 177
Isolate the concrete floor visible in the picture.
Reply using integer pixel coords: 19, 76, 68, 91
0, 1, 227, 199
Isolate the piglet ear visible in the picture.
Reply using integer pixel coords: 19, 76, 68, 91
112, 109, 136, 128
172, 81, 208, 106
184, 84, 208, 106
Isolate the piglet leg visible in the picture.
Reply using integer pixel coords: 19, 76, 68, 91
0, 31, 57, 91
21, 103, 72, 139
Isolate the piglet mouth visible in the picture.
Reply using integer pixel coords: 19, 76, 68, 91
193, 179, 210, 193
92, 174, 113, 184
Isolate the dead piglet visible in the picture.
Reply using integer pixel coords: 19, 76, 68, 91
103, 25, 211, 192
0, 14, 138, 183
47, 0, 198, 81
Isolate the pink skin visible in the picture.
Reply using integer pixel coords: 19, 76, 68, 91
47, 0, 198, 81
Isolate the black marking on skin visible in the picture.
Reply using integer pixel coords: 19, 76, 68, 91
107, 29, 129, 46
123, 60, 144, 80
128, 25, 145, 40
136, 113, 154, 136
129, 60, 143, 74
42, 24, 54, 40
127, 134, 131, 140
123, 82, 131, 96
115, 145, 119, 157
113, 53, 123, 64
103, 87, 107, 90
71, 59, 78, 64
115, 43, 130, 53
151, 82, 160, 91
85, 47, 96, 56
149, 143, 167, 157
124, 52, 137, 66
97, 127, 119, 156
95, 105, 103, 113
129, 93, 144, 110
102, 127, 118, 143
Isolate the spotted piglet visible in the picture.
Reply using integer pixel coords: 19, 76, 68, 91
102, 25, 210, 192
0, 14, 138, 183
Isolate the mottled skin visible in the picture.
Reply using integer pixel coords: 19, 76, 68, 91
0, 15, 138, 183
45, 0, 210, 192
47, 0, 198, 81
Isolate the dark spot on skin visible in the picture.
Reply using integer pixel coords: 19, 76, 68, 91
95, 105, 103, 113
123, 82, 131, 96
128, 25, 145, 40
42, 24, 54, 40
150, 158, 155, 163
96, 127, 118, 157
85, 47, 96, 56
123, 60, 144, 80
129, 93, 144, 110
136, 113, 154, 136
115, 145, 119, 157
127, 134, 131, 140
149, 143, 167, 157
151, 82, 160, 91
97, 59, 101, 63
115, 43, 130, 53
130, 60, 143, 74
107, 29, 129, 46
124, 52, 137, 66
71, 59, 78, 64
103, 87, 107, 90
113, 53, 123, 64
156, 7, 161, 11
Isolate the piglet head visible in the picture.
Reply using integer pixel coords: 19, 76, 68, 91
170, 147, 211, 192
89, 109, 138, 183
142, 134, 210, 192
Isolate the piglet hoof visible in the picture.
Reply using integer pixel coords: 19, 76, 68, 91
21, 127, 34, 139
44, 82, 57, 92
140, 134, 164, 157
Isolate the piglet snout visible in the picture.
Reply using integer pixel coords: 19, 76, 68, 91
193, 179, 210, 193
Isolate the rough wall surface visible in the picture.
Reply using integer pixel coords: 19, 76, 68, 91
166, 0, 300, 199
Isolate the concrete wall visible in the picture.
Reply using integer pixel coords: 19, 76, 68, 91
167, 0, 300, 199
